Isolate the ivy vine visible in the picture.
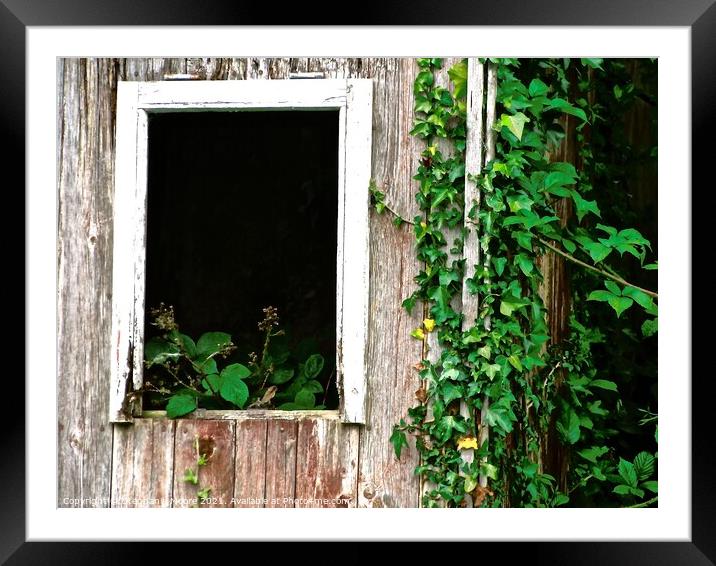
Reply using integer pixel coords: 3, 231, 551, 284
379, 57, 658, 508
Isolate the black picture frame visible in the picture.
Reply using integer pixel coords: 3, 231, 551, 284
10, 1, 711, 563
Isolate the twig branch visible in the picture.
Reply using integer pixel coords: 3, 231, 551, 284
379, 203, 415, 226
626, 495, 658, 508
537, 237, 658, 299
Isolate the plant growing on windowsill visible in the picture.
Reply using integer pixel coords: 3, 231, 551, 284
141, 304, 328, 418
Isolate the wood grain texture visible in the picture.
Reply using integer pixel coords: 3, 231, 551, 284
233, 419, 268, 507
57, 58, 118, 506
295, 419, 360, 507
172, 420, 236, 507
355, 59, 424, 508
264, 420, 298, 507
111, 419, 175, 507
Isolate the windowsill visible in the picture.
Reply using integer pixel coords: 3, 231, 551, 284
140, 409, 341, 421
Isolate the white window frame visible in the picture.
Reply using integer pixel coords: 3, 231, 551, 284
109, 79, 372, 424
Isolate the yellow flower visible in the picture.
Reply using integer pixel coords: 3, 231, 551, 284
457, 436, 478, 450
420, 221, 427, 229
423, 318, 436, 332
411, 328, 425, 340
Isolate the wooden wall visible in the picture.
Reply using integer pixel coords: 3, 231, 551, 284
57, 57, 423, 507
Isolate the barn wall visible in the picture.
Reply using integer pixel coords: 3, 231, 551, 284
57, 57, 423, 507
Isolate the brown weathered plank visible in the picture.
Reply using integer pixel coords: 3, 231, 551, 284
355, 58, 424, 508
295, 419, 360, 508
172, 420, 236, 508
111, 419, 175, 507
264, 420, 298, 507
57, 58, 118, 507
233, 419, 268, 507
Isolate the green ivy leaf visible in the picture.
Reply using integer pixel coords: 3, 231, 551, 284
390, 427, 408, 459
447, 59, 468, 99
441, 382, 463, 405
507, 354, 523, 372
499, 112, 530, 141
166, 394, 198, 419
581, 58, 604, 70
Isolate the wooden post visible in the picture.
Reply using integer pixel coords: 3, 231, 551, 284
477, 63, 498, 489
460, 59, 485, 503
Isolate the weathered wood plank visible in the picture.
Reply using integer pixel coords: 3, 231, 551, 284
57, 58, 117, 506
356, 58, 423, 508
143, 409, 341, 420
172, 420, 236, 508
295, 419, 360, 507
233, 420, 268, 507
478, 63, 498, 489
111, 419, 175, 507
264, 420, 298, 507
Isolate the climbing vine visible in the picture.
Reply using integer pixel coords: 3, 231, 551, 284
381, 57, 658, 507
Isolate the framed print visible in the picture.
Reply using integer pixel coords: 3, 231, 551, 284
13, 0, 712, 563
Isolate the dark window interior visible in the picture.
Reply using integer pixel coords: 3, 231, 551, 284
145, 110, 339, 408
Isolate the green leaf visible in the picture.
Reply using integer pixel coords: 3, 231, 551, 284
642, 317, 658, 337
484, 407, 513, 435
303, 354, 324, 379
528, 78, 548, 98
493, 256, 508, 277
618, 458, 638, 488
516, 254, 534, 277
193, 358, 218, 375
514, 231, 534, 251
499, 112, 530, 141
221, 363, 251, 381
607, 295, 634, 318
203, 373, 220, 393
556, 410, 581, 444
295, 389, 316, 409
571, 190, 601, 222
622, 286, 657, 314
562, 239, 576, 254
477, 345, 492, 360
604, 280, 622, 295
585, 242, 612, 263
166, 394, 198, 419
196, 332, 232, 357
587, 290, 614, 302
591, 379, 618, 392
269, 367, 295, 385
144, 337, 180, 366
552, 493, 570, 507
642, 480, 658, 494
543, 171, 576, 196
219, 372, 249, 408
484, 363, 501, 381
581, 58, 604, 70
507, 354, 523, 372
390, 427, 408, 459
448, 163, 465, 183
464, 475, 478, 493
577, 445, 609, 463
448, 59, 468, 99
169, 331, 197, 358
633, 452, 656, 482
182, 468, 198, 485
547, 97, 588, 122
441, 382, 462, 405
613, 484, 632, 496
303, 379, 324, 394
